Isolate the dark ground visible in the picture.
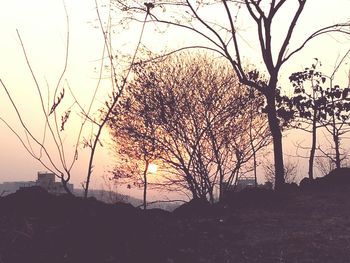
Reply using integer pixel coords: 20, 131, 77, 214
1, 168, 350, 263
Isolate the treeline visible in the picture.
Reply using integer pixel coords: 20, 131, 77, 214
106, 53, 350, 206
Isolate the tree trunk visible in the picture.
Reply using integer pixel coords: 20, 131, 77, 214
252, 151, 258, 187
329, 98, 341, 169
331, 111, 341, 169
308, 111, 317, 180
208, 189, 214, 204
265, 91, 285, 190
61, 177, 74, 196
334, 133, 341, 169
143, 161, 149, 210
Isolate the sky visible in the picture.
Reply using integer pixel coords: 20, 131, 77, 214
0, 0, 349, 195
0, 0, 109, 188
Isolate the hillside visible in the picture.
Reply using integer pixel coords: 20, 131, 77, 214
1, 169, 350, 263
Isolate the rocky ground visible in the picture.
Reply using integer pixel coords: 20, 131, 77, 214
1, 168, 350, 263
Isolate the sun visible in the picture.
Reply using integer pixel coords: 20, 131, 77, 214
148, 163, 158, 173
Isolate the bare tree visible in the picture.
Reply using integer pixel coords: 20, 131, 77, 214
109, 52, 270, 202
0, 1, 150, 197
247, 87, 272, 187
113, 0, 350, 190
78, 1, 155, 198
0, 3, 74, 194
109, 95, 159, 209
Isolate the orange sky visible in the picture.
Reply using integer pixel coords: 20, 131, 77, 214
0, 0, 349, 191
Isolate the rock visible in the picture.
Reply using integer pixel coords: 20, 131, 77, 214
280, 183, 299, 192
114, 202, 139, 215
299, 177, 313, 190
221, 187, 290, 210
326, 167, 350, 180
300, 168, 350, 192
0, 186, 54, 215
145, 208, 171, 218
173, 198, 211, 217
321, 167, 350, 188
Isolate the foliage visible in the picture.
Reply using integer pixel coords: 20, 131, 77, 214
289, 60, 350, 172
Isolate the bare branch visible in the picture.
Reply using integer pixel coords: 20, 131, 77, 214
283, 23, 350, 64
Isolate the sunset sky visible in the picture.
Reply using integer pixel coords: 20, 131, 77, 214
0, 0, 349, 192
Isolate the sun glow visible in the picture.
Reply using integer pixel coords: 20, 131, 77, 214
148, 163, 158, 173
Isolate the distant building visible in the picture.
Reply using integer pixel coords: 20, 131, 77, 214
221, 176, 257, 194
0, 181, 36, 195
36, 171, 74, 194
37, 172, 56, 188
0, 172, 73, 195
235, 176, 256, 191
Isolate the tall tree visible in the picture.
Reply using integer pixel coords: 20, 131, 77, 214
289, 61, 326, 179
114, 0, 350, 189
289, 56, 350, 176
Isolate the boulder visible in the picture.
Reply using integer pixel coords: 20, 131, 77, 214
300, 168, 350, 192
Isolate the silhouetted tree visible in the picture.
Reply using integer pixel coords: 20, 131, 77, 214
289, 60, 326, 179
113, 0, 350, 190
317, 84, 350, 169
109, 52, 270, 202
289, 56, 350, 175
0, 5, 74, 194
109, 85, 159, 209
